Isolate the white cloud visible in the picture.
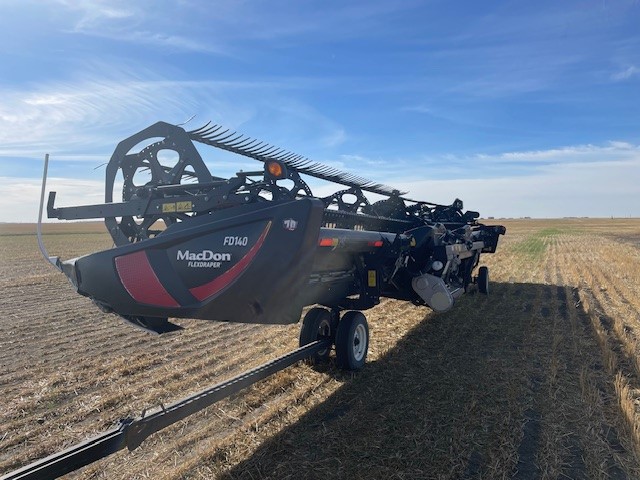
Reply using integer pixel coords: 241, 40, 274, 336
0, 75, 282, 158
477, 141, 640, 164
0, 176, 106, 223
50, 0, 137, 35
391, 155, 640, 218
322, 128, 347, 148
41, 0, 424, 54
611, 65, 640, 81
339, 154, 384, 166
42, 0, 226, 53
128, 31, 220, 53
0, 68, 348, 162
73, 27, 224, 54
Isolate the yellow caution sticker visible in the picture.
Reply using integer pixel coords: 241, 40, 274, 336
368, 270, 377, 287
177, 201, 192, 212
162, 201, 193, 213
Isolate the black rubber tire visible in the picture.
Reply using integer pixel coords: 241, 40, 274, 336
335, 311, 369, 371
477, 266, 489, 295
299, 307, 332, 364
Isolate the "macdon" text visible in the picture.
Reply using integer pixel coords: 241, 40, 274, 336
177, 250, 231, 262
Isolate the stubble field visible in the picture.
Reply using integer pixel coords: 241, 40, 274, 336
1, 218, 640, 479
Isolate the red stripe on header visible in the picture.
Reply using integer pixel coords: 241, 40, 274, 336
189, 222, 272, 301
115, 250, 179, 307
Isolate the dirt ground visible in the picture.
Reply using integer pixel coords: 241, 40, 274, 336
1, 218, 640, 479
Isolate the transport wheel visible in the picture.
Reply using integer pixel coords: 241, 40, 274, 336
335, 311, 369, 371
477, 266, 489, 295
299, 307, 333, 364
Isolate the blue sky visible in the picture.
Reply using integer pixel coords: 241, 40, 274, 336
0, 0, 639, 221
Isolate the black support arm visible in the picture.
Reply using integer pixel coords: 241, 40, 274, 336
1, 340, 328, 480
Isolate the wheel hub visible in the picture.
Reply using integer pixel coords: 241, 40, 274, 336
352, 324, 367, 361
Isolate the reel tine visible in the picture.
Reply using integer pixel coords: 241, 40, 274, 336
204, 125, 224, 137
279, 152, 299, 162
191, 120, 403, 196
206, 128, 230, 141
228, 136, 254, 148
220, 134, 246, 147
258, 146, 280, 157
213, 130, 239, 143
244, 141, 266, 153
269, 148, 288, 159
311, 166, 331, 176
287, 161, 305, 170
251, 145, 274, 156
339, 174, 359, 184
273, 152, 292, 161
236, 138, 260, 149
187, 121, 211, 135
291, 157, 311, 168
197, 124, 222, 138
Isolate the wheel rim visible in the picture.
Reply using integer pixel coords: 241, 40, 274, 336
317, 318, 331, 356
352, 323, 367, 362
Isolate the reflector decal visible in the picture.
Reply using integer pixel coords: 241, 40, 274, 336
189, 221, 272, 301
319, 238, 338, 247
115, 250, 179, 307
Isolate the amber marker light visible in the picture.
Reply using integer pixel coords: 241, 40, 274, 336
267, 161, 285, 179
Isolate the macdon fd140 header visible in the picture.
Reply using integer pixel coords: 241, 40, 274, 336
40, 121, 505, 371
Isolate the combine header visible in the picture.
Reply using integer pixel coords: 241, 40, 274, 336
10, 121, 505, 478
39, 120, 506, 367
40, 121, 505, 349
